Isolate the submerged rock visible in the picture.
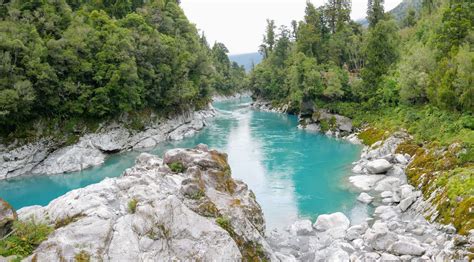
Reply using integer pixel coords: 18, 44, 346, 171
18, 146, 274, 261
357, 192, 374, 204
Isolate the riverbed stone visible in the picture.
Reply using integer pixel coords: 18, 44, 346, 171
398, 196, 417, 212
289, 220, 313, 236
357, 192, 374, 204
313, 212, 350, 231
389, 240, 426, 256
366, 159, 393, 174
349, 175, 385, 191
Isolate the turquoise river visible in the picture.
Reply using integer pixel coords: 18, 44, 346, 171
0, 97, 366, 230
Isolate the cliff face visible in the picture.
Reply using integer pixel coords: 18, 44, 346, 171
17, 145, 274, 261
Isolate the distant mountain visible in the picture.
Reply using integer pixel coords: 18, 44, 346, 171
229, 52, 263, 72
357, 0, 422, 27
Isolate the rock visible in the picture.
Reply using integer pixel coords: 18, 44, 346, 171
398, 196, 417, 212
352, 164, 364, 174
303, 123, 321, 132
22, 146, 274, 261
366, 159, 393, 174
357, 193, 374, 204
389, 241, 426, 256
0, 198, 17, 238
1, 108, 216, 179
400, 185, 415, 199
374, 177, 401, 192
346, 224, 368, 241
364, 221, 398, 251
381, 253, 401, 261
289, 220, 313, 236
91, 128, 130, 152
349, 175, 385, 191
31, 141, 106, 175
326, 249, 350, 262
314, 212, 350, 231
345, 134, 361, 145
374, 206, 400, 221
394, 154, 408, 165
381, 191, 393, 198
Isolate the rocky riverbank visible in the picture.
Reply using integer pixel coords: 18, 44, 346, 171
267, 131, 473, 261
251, 98, 473, 260
0, 107, 216, 180
213, 91, 251, 102
7, 145, 275, 261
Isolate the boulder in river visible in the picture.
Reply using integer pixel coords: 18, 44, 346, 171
313, 212, 350, 231
366, 159, 393, 174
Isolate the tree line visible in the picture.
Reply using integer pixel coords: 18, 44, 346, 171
248, 0, 473, 115
0, 0, 245, 135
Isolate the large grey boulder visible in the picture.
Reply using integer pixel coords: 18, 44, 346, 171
398, 196, 417, 212
289, 220, 313, 236
349, 175, 385, 191
0, 198, 16, 238
364, 221, 398, 251
389, 240, 426, 256
19, 146, 274, 261
314, 212, 350, 231
366, 159, 393, 174
357, 192, 374, 204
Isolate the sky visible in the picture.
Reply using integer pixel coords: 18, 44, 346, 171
181, 0, 403, 55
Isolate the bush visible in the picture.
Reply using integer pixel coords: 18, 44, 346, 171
215, 216, 232, 232
128, 199, 138, 214
169, 162, 185, 173
0, 219, 53, 258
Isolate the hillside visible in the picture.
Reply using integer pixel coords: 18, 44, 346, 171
0, 0, 245, 142
229, 52, 263, 72
357, 0, 422, 26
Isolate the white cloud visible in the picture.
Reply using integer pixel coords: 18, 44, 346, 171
181, 0, 402, 55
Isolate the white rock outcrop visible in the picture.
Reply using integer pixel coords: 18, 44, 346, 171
18, 146, 274, 261
0, 108, 216, 179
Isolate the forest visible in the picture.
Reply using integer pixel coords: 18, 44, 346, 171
0, 0, 246, 137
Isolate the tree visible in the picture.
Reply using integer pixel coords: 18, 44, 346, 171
403, 8, 416, 27
259, 19, 276, 59
361, 20, 399, 95
367, 0, 384, 28
325, 0, 351, 33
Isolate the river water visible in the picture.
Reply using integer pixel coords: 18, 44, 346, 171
0, 97, 366, 230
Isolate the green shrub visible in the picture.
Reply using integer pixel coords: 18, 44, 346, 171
128, 199, 138, 214
215, 216, 231, 232
0, 219, 53, 258
75, 250, 91, 262
169, 162, 185, 173
319, 119, 330, 132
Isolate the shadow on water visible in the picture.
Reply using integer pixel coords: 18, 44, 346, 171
0, 96, 364, 229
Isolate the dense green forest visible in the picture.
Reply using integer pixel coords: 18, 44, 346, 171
0, 0, 245, 136
249, 0, 473, 233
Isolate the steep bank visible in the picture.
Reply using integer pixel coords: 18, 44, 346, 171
10, 145, 274, 261
0, 108, 216, 180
